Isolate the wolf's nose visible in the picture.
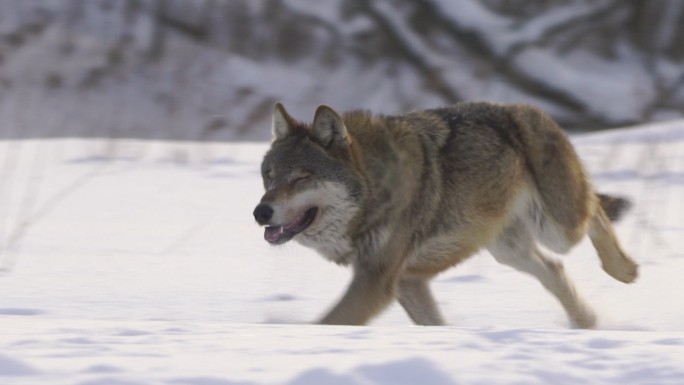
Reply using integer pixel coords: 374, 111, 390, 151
253, 204, 274, 225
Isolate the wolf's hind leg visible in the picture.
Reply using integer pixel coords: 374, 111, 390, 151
588, 206, 639, 283
398, 278, 446, 326
488, 221, 597, 328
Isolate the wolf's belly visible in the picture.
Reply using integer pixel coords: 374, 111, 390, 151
403, 234, 479, 278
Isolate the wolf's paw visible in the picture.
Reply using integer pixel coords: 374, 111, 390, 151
569, 302, 597, 329
602, 254, 639, 284
572, 311, 597, 329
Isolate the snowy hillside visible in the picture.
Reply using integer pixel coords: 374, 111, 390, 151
1, 0, 683, 140
1, 120, 684, 384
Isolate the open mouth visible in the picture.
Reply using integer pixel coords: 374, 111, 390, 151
264, 207, 318, 245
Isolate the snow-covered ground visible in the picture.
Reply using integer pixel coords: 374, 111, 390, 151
1, 121, 683, 384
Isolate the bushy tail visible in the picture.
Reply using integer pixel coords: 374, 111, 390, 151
597, 194, 632, 222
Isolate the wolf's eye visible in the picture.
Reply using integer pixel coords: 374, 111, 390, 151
291, 173, 312, 184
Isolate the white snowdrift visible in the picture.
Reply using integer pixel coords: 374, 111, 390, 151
1, 121, 683, 384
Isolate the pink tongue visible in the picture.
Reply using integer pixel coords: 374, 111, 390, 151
265, 226, 284, 242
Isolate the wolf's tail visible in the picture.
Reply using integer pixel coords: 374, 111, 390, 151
597, 194, 632, 223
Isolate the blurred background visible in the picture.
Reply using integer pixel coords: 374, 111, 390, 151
0, 0, 683, 141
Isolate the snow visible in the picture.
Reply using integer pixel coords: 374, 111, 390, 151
5, 1, 684, 141
432, 0, 620, 56
1, 121, 684, 384
512, 48, 655, 123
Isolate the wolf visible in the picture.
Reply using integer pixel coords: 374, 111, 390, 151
253, 102, 638, 328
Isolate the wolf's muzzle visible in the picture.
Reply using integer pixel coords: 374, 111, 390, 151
253, 203, 274, 225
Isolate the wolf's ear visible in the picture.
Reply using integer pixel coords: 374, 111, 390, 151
272, 102, 297, 141
311, 105, 351, 148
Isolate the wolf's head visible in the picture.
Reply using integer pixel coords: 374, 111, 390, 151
253, 103, 363, 259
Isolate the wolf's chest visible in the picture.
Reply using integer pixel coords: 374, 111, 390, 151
296, 231, 355, 265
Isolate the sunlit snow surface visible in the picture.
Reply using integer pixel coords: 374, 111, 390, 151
1, 122, 684, 384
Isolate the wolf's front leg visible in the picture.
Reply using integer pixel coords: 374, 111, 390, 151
398, 278, 446, 326
319, 262, 400, 325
